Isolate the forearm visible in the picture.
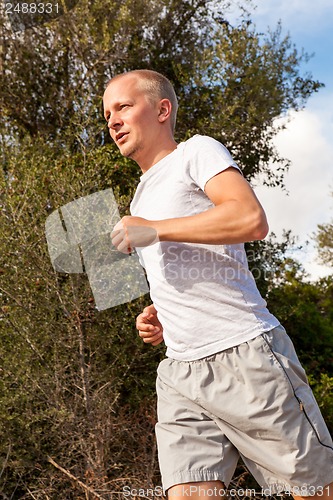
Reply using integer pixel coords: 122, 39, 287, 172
152, 201, 269, 245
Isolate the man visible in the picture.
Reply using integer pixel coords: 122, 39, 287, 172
103, 69, 333, 500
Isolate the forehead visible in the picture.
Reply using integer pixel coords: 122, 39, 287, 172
103, 75, 145, 105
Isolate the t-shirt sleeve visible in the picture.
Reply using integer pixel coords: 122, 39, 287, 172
183, 135, 242, 192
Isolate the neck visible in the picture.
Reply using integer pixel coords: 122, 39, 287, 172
136, 138, 178, 173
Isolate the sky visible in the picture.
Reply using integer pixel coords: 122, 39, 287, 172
231, 0, 333, 280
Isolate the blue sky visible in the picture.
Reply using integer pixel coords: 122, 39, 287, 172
232, 0, 333, 279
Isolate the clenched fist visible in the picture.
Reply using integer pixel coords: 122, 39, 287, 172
111, 216, 158, 254
136, 304, 164, 346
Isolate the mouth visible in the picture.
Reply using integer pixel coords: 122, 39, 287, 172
116, 132, 128, 144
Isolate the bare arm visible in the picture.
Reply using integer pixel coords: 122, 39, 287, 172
111, 167, 268, 251
155, 167, 268, 244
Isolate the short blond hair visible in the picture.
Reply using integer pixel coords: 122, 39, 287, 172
107, 69, 178, 133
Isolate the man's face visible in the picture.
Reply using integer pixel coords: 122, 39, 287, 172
103, 75, 160, 164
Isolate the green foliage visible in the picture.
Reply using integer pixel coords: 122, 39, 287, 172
0, 0, 330, 496
267, 275, 333, 376
177, 21, 323, 186
0, 138, 162, 496
313, 192, 333, 268
245, 230, 304, 298
315, 221, 333, 267
309, 373, 333, 435
247, 235, 333, 378
247, 236, 333, 434
1, 0, 322, 186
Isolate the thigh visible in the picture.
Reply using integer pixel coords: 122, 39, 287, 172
199, 327, 333, 495
155, 358, 239, 495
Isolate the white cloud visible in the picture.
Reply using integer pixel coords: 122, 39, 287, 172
254, 105, 333, 279
252, 0, 333, 34
227, 1, 333, 279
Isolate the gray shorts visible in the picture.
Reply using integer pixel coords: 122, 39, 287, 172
155, 325, 333, 495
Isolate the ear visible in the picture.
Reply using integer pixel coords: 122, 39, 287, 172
158, 99, 172, 124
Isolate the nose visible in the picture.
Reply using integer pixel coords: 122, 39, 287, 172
108, 112, 123, 130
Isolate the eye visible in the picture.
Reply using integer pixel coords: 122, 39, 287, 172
120, 104, 130, 110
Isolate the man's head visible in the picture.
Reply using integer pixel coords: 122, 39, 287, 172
106, 70, 178, 132
103, 70, 178, 171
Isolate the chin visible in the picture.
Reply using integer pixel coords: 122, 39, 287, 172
118, 145, 131, 157
122, 149, 136, 159
125, 146, 141, 161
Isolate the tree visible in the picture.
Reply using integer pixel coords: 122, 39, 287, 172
245, 230, 305, 298
176, 20, 323, 187
247, 235, 333, 434
246, 233, 333, 375
267, 273, 333, 435
0, 0, 322, 184
0, 0, 328, 496
0, 138, 164, 496
314, 192, 333, 268
0, 0, 227, 142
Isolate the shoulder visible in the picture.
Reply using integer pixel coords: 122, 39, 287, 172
180, 135, 241, 190
183, 135, 233, 159
182, 135, 238, 169
185, 134, 222, 148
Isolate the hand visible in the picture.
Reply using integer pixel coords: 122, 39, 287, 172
136, 304, 164, 346
111, 216, 158, 254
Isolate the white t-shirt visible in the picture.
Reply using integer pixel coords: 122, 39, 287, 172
130, 135, 280, 361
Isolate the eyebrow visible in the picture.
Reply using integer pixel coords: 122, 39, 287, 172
103, 99, 134, 121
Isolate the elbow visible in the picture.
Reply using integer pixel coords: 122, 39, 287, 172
252, 210, 269, 241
